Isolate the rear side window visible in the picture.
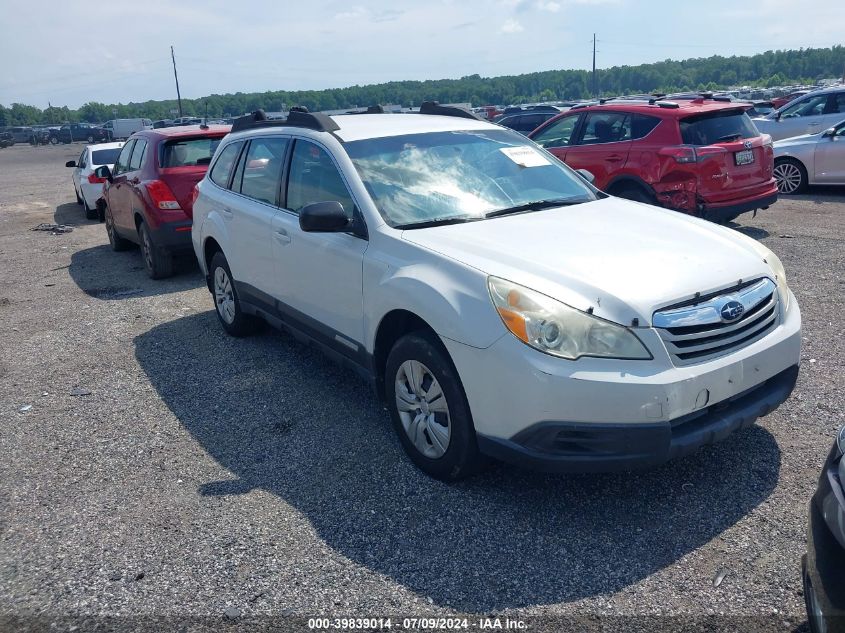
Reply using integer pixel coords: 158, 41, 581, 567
209, 142, 243, 188
630, 114, 660, 140
128, 140, 147, 171
679, 110, 758, 145
236, 137, 288, 205
161, 137, 223, 167
91, 148, 121, 165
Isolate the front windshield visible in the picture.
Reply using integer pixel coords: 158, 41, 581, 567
344, 129, 597, 227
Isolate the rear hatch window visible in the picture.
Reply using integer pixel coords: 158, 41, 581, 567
91, 148, 121, 165
679, 109, 759, 145
160, 137, 223, 167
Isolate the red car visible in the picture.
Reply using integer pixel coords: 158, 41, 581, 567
528, 99, 778, 223
98, 125, 230, 278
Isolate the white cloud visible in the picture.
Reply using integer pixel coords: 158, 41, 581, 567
501, 19, 525, 33
536, 1, 560, 11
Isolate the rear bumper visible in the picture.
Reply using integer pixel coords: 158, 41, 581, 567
700, 190, 779, 223
150, 219, 194, 251
477, 364, 799, 472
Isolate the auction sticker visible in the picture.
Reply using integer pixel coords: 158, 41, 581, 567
500, 146, 550, 167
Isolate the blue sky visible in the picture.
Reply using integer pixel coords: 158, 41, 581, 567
0, 0, 842, 108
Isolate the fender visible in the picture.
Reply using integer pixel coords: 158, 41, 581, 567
198, 209, 231, 276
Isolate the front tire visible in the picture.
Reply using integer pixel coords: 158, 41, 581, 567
774, 158, 807, 194
138, 221, 173, 279
49, 137, 58, 145
614, 184, 657, 206
385, 331, 484, 481
208, 252, 262, 337
86, 135, 94, 143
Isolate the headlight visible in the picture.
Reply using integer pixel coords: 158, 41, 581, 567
488, 277, 651, 360
741, 237, 790, 311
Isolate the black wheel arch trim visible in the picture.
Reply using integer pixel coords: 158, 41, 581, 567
605, 175, 657, 197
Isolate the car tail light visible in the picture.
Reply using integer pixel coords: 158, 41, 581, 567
146, 180, 182, 210
87, 173, 107, 184
658, 145, 726, 164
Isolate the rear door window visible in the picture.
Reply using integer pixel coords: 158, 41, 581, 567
209, 141, 243, 188
577, 112, 631, 145
112, 140, 135, 176
679, 110, 758, 145
235, 137, 289, 205
630, 114, 661, 140
128, 139, 147, 171
780, 94, 828, 118
91, 148, 122, 165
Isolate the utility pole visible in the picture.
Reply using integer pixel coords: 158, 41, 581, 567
171, 46, 183, 118
591, 33, 597, 97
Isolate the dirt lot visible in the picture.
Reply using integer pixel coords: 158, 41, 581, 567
0, 143, 843, 632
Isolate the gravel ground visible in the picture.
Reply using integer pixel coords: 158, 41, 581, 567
0, 143, 843, 632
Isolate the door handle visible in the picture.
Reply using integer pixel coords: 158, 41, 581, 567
607, 155, 624, 162
274, 228, 291, 244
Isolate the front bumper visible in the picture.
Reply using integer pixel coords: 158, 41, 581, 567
443, 291, 801, 472
804, 442, 845, 624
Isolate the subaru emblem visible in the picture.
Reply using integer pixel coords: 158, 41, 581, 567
744, 140, 753, 149
720, 300, 745, 322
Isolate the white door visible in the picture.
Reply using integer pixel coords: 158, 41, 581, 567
271, 138, 367, 348
813, 123, 845, 184
221, 137, 288, 294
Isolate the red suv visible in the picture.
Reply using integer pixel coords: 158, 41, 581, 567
528, 99, 778, 223
98, 125, 230, 278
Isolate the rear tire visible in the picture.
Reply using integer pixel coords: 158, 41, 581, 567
83, 197, 97, 220
385, 331, 484, 481
614, 184, 657, 206
774, 158, 807, 194
208, 251, 262, 337
138, 221, 173, 279
105, 205, 130, 251
75, 189, 83, 205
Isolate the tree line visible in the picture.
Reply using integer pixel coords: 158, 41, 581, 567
2, 46, 843, 126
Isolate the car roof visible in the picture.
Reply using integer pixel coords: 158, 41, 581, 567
87, 141, 124, 151
558, 100, 751, 118
133, 124, 231, 140
327, 113, 495, 142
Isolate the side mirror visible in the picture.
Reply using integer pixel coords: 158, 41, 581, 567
774, 111, 782, 121
94, 165, 113, 182
822, 127, 836, 138
576, 169, 595, 185
65, 160, 76, 168
299, 201, 351, 233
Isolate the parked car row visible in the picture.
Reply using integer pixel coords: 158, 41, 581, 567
61, 104, 842, 631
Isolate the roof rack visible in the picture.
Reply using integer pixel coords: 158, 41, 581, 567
345, 105, 386, 115
655, 101, 680, 109
418, 101, 484, 121
231, 108, 340, 134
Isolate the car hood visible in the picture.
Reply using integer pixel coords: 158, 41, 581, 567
401, 197, 773, 326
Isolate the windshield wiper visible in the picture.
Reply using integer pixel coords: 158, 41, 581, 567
717, 133, 744, 142
485, 198, 589, 219
394, 216, 484, 230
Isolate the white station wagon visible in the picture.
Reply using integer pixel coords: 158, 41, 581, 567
191, 103, 801, 480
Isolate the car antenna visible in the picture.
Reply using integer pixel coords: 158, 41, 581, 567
200, 101, 209, 130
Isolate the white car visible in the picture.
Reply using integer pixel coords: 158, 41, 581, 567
773, 119, 845, 194
192, 104, 802, 480
753, 86, 845, 141
65, 142, 124, 219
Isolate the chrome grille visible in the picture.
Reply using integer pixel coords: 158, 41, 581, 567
653, 278, 779, 366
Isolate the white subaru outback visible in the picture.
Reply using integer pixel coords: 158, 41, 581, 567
191, 103, 801, 481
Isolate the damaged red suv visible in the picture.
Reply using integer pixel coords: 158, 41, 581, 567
528, 99, 778, 223
97, 125, 230, 278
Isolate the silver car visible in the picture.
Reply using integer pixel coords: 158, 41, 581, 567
773, 119, 845, 194
754, 86, 845, 141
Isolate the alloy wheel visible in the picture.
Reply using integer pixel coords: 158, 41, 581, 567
213, 267, 236, 324
774, 162, 803, 194
394, 360, 451, 459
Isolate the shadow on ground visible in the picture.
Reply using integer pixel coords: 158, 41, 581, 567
134, 312, 783, 611
729, 222, 770, 240
54, 202, 97, 226
69, 244, 202, 299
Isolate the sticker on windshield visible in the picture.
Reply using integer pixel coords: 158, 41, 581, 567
500, 146, 551, 167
